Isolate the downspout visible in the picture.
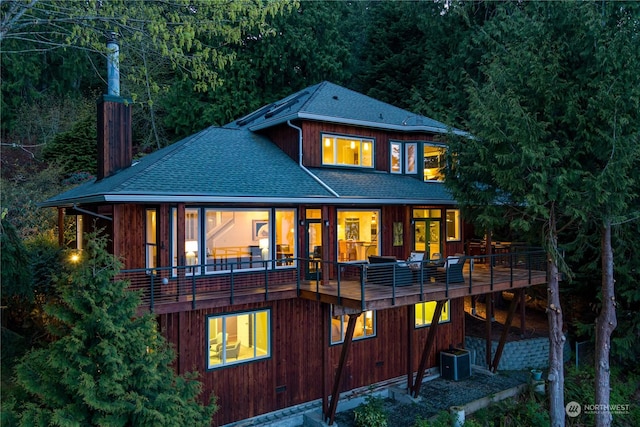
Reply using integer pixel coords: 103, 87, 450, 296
287, 120, 340, 197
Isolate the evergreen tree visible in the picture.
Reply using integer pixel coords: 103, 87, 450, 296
444, 2, 639, 425
41, 115, 97, 176
11, 232, 216, 426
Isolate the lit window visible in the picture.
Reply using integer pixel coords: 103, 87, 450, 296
446, 209, 460, 242
207, 309, 270, 369
423, 145, 446, 181
331, 310, 376, 344
415, 301, 450, 327
145, 209, 158, 270
391, 142, 402, 173
390, 142, 418, 175
172, 208, 296, 274
337, 210, 380, 262
322, 134, 374, 168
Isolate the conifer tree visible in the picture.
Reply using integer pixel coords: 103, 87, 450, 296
12, 231, 216, 426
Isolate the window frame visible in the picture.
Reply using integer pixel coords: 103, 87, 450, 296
171, 207, 297, 276
206, 308, 271, 370
321, 133, 375, 169
422, 142, 447, 182
445, 209, 461, 242
414, 301, 451, 328
330, 310, 376, 345
145, 208, 158, 271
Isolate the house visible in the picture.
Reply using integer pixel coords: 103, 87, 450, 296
41, 79, 550, 425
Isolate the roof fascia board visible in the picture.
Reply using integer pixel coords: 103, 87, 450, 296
42, 195, 456, 207
249, 112, 469, 137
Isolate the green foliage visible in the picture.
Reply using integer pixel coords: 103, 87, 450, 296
0, 212, 32, 301
564, 366, 640, 426
0, 163, 68, 241
41, 115, 97, 175
10, 231, 217, 426
160, 0, 356, 140
354, 394, 388, 427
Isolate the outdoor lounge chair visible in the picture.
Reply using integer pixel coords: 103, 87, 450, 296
436, 255, 466, 283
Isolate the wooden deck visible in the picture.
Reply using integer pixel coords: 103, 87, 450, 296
299, 264, 548, 315
125, 254, 549, 315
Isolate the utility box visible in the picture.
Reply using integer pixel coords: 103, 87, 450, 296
440, 349, 471, 381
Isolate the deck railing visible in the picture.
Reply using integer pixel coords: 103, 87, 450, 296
119, 249, 548, 313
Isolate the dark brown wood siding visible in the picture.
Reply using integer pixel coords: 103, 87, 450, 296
297, 121, 438, 170
159, 297, 463, 426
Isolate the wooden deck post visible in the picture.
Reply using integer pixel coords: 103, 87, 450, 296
410, 300, 444, 397
326, 312, 360, 425
58, 208, 65, 247
485, 293, 493, 368
491, 289, 521, 372
407, 304, 415, 391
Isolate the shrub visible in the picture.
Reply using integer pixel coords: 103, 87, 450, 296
354, 394, 388, 427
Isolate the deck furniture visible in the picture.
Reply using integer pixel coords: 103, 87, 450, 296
366, 255, 414, 286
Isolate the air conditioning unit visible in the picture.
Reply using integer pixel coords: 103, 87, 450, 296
440, 349, 471, 381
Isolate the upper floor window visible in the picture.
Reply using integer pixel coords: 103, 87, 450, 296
390, 141, 418, 175
331, 310, 376, 344
423, 144, 446, 181
207, 309, 270, 369
322, 134, 373, 168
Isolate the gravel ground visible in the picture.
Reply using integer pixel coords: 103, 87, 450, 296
334, 370, 530, 427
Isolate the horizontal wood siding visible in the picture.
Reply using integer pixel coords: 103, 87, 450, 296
159, 297, 463, 426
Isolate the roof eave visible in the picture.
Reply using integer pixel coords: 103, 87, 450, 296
248, 112, 469, 137
40, 194, 456, 207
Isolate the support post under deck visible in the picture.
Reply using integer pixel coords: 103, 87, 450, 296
410, 300, 444, 397
326, 313, 360, 425
491, 289, 522, 372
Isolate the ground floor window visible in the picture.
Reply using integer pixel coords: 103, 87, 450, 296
337, 210, 380, 261
415, 301, 450, 327
331, 310, 376, 344
207, 309, 271, 369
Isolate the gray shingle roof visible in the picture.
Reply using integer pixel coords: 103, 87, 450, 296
40, 127, 335, 207
307, 168, 455, 204
227, 81, 466, 136
40, 82, 460, 208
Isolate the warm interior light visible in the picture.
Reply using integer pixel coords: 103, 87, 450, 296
259, 238, 269, 260
259, 238, 269, 249
185, 240, 198, 254
350, 141, 355, 149
325, 138, 331, 147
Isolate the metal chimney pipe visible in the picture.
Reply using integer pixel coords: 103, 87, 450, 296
106, 33, 120, 96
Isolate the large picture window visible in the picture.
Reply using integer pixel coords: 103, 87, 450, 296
337, 210, 380, 262
171, 208, 296, 274
331, 310, 376, 344
322, 134, 373, 168
207, 309, 270, 369
415, 301, 450, 327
